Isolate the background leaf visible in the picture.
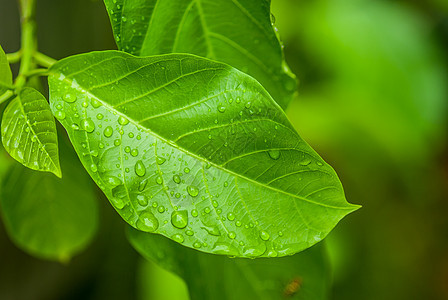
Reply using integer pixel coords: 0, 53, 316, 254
48, 51, 357, 258
129, 227, 330, 300
0, 44, 13, 95
0, 140, 99, 262
1, 87, 61, 177
103, 0, 297, 109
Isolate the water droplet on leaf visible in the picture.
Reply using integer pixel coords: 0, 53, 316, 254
135, 160, 146, 177
171, 210, 188, 229
187, 185, 199, 197
268, 150, 280, 160
136, 212, 159, 232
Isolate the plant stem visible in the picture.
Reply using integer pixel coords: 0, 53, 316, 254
23, 68, 49, 78
6, 51, 22, 63
34, 51, 56, 68
15, 0, 37, 88
0, 90, 14, 105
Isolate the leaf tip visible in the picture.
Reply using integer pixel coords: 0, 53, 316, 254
52, 168, 62, 178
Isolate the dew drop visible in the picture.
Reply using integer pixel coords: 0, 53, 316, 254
55, 111, 66, 120
114, 139, 121, 146
268, 150, 280, 160
299, 158, 312, 166
138, 179, 148, 191
106, 176, 122, 187
156, 157, 166, 165
134, 160, 146, 177
158, 206, 165, 213
63, 94, 77, 103
156, 176, 163, 185
191, 209, 198, 217
111, 197, 125, 209
186, 230, 194, 236
136, 194, 148, 206
193, 242, 201, 248
227, 212, 235, 221
71, 123, 80, 130
136, 212, 159, 232
228, 231, 236, 239
130, 149, 139, 157
203, 225, 220, 236
184, 167, 190, 173
124, 146, 131, 153
217, 104, 226, 113
260, 230, 270, 241
96, 113, 104, 120
173, 174, 181, 184
172, 234, 184, 243
171, 210, 188, 229
90, 163, 98, 173
91, 99, 102, 108
83, 118, 95, 133
187, 185, 199, 197
118, 116, 129, 125
103, 126, 113, 137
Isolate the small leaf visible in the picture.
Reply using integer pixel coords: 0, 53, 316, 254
128, 227, 330, 300
0, 44, 13, 95
0, 143, 98, 261
48, 51, 359, 258
103, 0, 296, 109
1, 87, 61, 177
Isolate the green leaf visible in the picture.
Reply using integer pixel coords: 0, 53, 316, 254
0, 44, 13, 95
48, 51, 358, 258
103, 0, 296, 109
0, 142, 99, 262
129, 227, 330, 300
1, 87, 61, 177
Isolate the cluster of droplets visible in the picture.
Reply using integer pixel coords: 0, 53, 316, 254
53, 81, 306, 258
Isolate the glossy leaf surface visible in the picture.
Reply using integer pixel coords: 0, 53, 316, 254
1, 87, 61, 177
0, 143, 98, 261
0, 44, 12, 95
129, 227, 330, 300
48, 51, 358, 257
103, 0, 296, 109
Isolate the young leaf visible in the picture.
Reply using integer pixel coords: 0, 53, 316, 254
1, 87, 61, 177
103, 0, 296, 109
0, 143, 99, 262
128, 227, 330, 300
48, 51, 359, 258
0, 44, 13, 95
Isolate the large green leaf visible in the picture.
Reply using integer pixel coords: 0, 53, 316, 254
0, 142, 98, 261
129, 227, 330, 300
103, 0, 296, 109
1, 87, 61, 177
48, 50, 358, 258
0, 44, 13, 95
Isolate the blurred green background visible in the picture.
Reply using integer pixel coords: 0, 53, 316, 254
0, 0, 447, 299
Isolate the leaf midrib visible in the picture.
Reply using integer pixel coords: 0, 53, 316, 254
53, 71, 353, 211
